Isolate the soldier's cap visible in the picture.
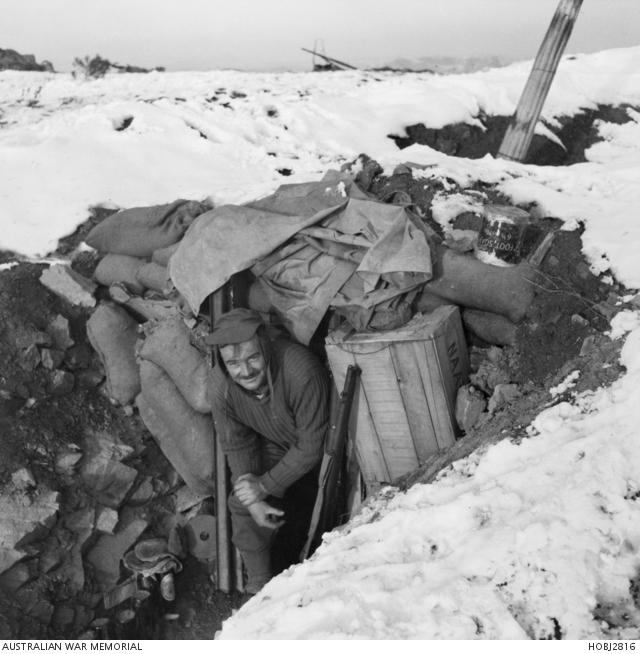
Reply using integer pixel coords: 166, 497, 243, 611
204, 308, 264, 346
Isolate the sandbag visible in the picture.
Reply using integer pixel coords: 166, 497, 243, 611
136, 262, 171, 294
462, 308, 517, 346
85, 200, 209, 257
137, 361, 215, 497
424, 247, 536, 322
415, 290, 454, 314
152, 242, 181, 267
138, 316, 212, 413
86, 302, 140, 404
94, 254, 146, 294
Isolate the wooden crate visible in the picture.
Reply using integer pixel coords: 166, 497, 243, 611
325, 305, 469, 487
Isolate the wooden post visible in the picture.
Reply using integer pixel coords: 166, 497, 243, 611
214, 430, 233, 592
210, 276, 249, 594
498, 0, 583, 162
234, 548, 245, 593
210, 288, 233, 593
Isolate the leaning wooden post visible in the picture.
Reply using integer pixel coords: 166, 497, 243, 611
210, 288, 233, 593
498, 0, 583, 162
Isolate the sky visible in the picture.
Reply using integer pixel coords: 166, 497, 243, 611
2, 0, 640, 72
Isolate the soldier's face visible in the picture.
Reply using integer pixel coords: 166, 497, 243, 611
219, 337, 267, 393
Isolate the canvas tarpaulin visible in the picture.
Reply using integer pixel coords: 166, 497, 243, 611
170, 174, 433, 344
251, 199, 433, 342
169, 174, 360, 311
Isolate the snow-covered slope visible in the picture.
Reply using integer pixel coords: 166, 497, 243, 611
2, 46, 640, 640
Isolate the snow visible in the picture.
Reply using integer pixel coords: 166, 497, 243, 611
3, 46, 640, 640
431, 191, 485, 232
609, 310, 640, 340
2, 47, 640, 287
549, 370, 580, 397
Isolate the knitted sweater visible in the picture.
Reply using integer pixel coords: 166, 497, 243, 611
210, 339, 330, 497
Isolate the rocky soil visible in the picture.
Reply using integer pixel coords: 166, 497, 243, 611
0, 260, 240, 638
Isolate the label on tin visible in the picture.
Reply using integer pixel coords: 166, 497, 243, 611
476, 217, 523, 265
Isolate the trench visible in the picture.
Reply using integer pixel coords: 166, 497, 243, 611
388, 103, 640, 166
1, 102, 637, 641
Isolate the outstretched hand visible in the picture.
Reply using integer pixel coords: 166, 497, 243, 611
234, 473, 267, 506
248, 500, 285, 530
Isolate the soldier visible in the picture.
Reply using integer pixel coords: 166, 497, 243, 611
207, 308, 329, 594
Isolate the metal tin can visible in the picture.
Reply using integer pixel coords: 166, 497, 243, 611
475, 204, 530, 267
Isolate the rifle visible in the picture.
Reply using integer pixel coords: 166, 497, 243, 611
301, 364, 361, 560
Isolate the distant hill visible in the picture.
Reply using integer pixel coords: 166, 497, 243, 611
383, 55, 515, 74
0, 47, 54, 72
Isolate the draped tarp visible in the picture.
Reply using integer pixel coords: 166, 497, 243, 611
170, 173, 433, 344
169, 173, 363, 312
251, 199, 433, 342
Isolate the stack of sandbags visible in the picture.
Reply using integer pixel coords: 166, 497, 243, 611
87, 200, 210, 300
83, 199, 217, 496
416, 247, 538, 346
136, 317, 215, 497
86, 304, 215, 495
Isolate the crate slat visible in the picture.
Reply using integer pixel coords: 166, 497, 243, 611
357, 345, 418, 479
416, 341, 457, 450
353, 380, 392, 483
389, 342, 440, 463
326, 344, 390, 482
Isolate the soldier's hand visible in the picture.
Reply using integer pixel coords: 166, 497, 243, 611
247, 501, 284, 530
234, 473, 267, 506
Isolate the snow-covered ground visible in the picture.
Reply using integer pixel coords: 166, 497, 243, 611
2, 47, 640, 285
2, 46, 640, 639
